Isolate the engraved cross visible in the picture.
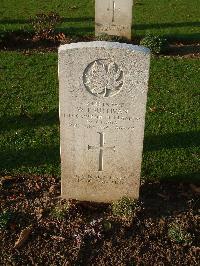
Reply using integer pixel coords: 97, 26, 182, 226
112, 1, 116, 23
88, 132, 115, 171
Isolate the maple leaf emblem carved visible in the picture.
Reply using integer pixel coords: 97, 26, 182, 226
83, 59, 124, 97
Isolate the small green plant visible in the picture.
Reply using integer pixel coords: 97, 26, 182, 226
103, 220, 112, 232
96, 33, 128, 43
0, 32, 6, 44
168, 223, 192, 244
50, 202, 70, 220
111, 197, 138, 218
0, 210, 12, 229
128, 260, 136, 266
140, 34, 168, 54
31, 12, 62, 40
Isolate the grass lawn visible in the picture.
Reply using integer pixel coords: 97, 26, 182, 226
0, 52, 199, 181
0, 52, 60, 176
0, 0, 199, 40
134, 0, 200, 40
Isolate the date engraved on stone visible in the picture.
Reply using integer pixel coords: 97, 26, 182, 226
83, 59, 124, 98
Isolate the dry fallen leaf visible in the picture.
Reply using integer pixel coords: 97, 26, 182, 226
149, 106, 157, 113
68, 5, 79, 10
35, 182, 41, 190
51, 236, 65, 241
2, 175, 15, 181
14, 225, 32, 249
49, 185, 56, 193
35, 208, 44, 221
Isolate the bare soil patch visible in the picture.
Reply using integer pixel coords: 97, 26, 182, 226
0, 175, 199, 265
167, 43, 200, 58
0, 32, 200, 58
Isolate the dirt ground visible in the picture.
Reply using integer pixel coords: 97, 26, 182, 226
0, 175, 199, 266
0, 32, 200, 58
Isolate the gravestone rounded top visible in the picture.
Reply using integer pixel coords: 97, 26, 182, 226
58, 41, 150, 55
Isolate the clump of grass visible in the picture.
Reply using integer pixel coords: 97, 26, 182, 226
168, 223, 192, 244
0, 31, 7, 44
140, 34, 168, 54
50, 202, 70, 220
111, 197, 138, 218
0, 210, 12, 229
129, 260, 136, 266
103, 220, 112, 232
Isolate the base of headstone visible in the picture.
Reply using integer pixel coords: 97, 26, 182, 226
95, 24, 132, 40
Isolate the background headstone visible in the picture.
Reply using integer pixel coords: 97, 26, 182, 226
59, 42, 150, 203
95, 0, 133, 39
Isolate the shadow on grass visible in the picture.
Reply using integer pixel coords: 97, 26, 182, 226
0, 110, 59, 133
0, 111, 60, 173
0, 27, 94, 50
159, 173, 200, 182
144, 131, 200, 151
133, 22, 200, 41
0, 19, 29, 24
134, 21, 200, 30
0, 19, 198, 27
58, 26, 94, 36
0, 145, 60, 173
62, 17, 94, 23
0, 17, 94, 25
1, 19, 199, 41
167, 44, 200, 56
137, 33, 200, 42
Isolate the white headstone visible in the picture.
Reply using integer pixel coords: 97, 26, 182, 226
95, 0, 133, 39
59, 42, 150, 203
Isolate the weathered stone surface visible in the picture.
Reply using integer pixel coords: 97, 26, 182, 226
95, 0, 133, 39
59, 41, 150, 203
